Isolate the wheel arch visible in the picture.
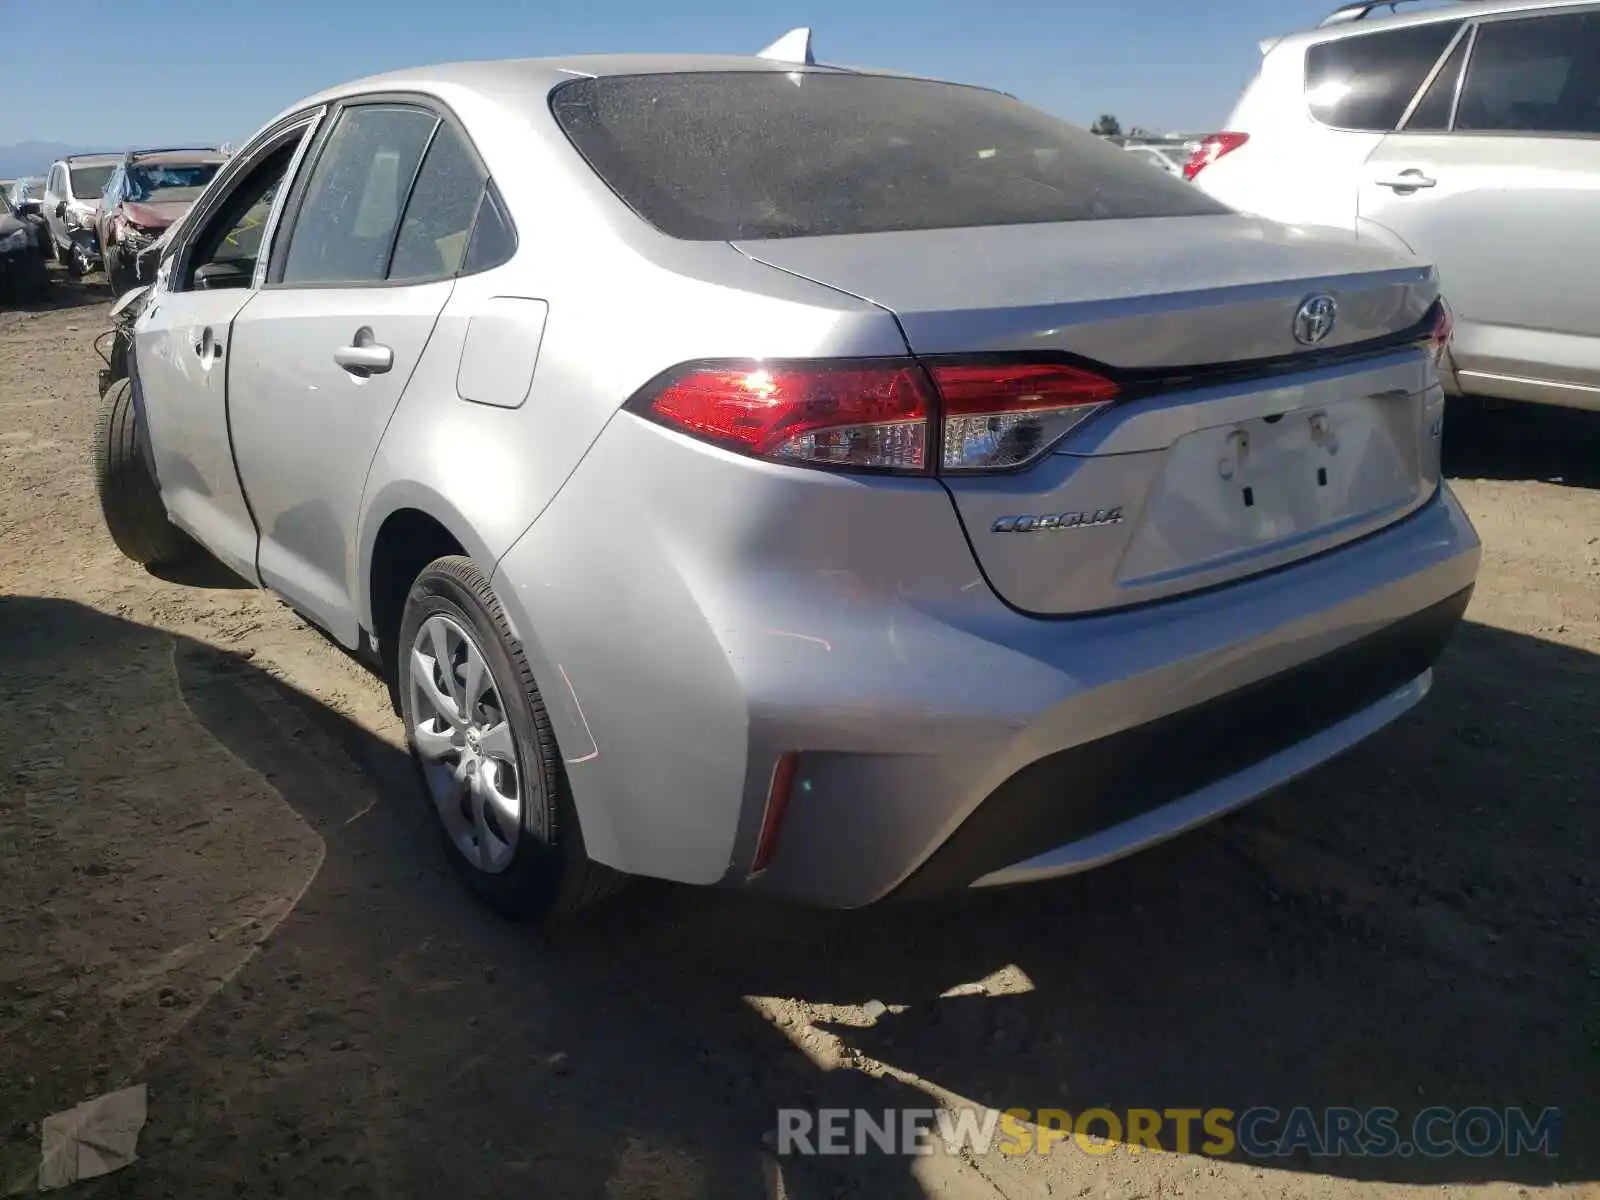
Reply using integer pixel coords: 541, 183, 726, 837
360, 485, 497, 665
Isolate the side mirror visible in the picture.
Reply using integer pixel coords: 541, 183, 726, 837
194, 260, 251, 291
54, 201, 66, 220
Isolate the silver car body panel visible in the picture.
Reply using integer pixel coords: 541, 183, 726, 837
128, 52, 1482, 906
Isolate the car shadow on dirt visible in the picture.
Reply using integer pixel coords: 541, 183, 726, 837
1445, 400, 1600, 489
0, 596, 1594, 1197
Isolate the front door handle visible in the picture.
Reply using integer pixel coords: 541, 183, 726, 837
1375, 170, 1437, 191
334, 327, 393, 377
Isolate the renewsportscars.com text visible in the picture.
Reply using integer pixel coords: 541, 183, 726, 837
776, 1106, 1562, 1159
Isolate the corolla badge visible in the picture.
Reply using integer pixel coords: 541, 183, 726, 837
1292, 294, 1338, 346
992, 507, 1124, 533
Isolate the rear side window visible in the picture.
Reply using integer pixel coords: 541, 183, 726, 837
461, 185, 516, 274
1456, 13, 1600, 134
389, 123, 485, 282
1402, 31, 1470, 130
551, 72, 1226, 241
1305, 21, 1462, 131
280, 104, 437, 285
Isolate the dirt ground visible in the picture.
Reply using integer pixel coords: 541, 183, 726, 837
1, 272, 1596, 1200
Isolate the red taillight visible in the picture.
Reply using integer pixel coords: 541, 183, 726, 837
643, 362, 933, 471
1427, 299, 1455, 365
930, 362, 1118, 471
633, 359, 1118, 474
1182, 131, 1249, 181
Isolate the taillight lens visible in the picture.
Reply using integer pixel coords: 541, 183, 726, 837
1426, 298, 1455, 366
930, 362, 1117, 471
633, 359, 1119, 475
642, 362, 933, 471
1182, 131, 1249, 181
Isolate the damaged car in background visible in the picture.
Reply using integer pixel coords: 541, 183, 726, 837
0, 187, 48, 300
97, 148, 224, 296
42, 153, 117, 277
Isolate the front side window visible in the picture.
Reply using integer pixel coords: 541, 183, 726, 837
181, 127, 310, 289
280, 104, 438, 285
68, 164, 115, 200
1305, 22, 1463, 131
1456, 13, 1600, 134
126, 162, 221, 205
552, 72, 1224, 241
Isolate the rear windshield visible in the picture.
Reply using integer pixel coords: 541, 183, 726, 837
69, 165, 115, 199
551, 72, 1227, 240
128, 162, 220, 204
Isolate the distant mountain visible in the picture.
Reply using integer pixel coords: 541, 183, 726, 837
0, 142, 114, 180
0, 138, 224, 180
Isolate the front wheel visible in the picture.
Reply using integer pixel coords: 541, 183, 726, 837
92, 377, 194, 567
397, 556, 622, 921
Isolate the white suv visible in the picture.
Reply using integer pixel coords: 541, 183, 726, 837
1189, 0, 1600, 412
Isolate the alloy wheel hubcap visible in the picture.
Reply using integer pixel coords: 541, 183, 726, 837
408, 614, 521, 873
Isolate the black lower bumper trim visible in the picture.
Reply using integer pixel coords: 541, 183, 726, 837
891, 585, 1473, 900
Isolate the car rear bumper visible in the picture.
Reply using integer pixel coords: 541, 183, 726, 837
493, 412, 1480, 909
894, 586, 1465, 898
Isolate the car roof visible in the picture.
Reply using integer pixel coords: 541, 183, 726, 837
128, 149, 226, 166
273, 53, 949, 126
60, 153, 122, 167
1275, 0, 1594, 49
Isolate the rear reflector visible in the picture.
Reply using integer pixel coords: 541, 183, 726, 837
751, 752, 801, 875
632, 359, 1118, 474
1182, 132, 1249, 181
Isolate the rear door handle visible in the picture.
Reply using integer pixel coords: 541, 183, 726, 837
1375, 170, 1436, 191
334, 328, 393, 377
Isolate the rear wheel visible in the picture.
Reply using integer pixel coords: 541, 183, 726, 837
397, 556, 622, 921
92, 377, 193, 567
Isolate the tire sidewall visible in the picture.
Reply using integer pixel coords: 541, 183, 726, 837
396, 562, 563, 911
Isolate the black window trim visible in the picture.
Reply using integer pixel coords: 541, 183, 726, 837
1303, 17, 1465, 132
1393, 6, 1600, 139
265, 88, 516, 291
166, 107, 326, 293
1395, 19, 1475, 129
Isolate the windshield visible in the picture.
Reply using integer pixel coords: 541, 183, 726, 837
69, 165, 115, 199
127, 162, 220, 204
551, 72, 1225, 241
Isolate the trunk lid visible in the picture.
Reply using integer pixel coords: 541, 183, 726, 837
738, 215, 1443, 615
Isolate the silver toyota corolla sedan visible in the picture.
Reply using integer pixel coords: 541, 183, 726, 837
94, 40, 1481, 921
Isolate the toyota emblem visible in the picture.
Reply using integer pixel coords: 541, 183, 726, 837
1293, 294, 1338, 346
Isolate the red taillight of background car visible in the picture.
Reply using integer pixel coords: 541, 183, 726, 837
1182, 131, 1250, 181
633, 359, 1118, 474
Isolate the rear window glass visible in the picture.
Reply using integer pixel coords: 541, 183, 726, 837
1304, 22, 1462, 131
69, 165, 116, 199
550, 72, 1226, 241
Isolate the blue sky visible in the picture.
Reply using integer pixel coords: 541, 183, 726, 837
3, 0, 1342, 147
